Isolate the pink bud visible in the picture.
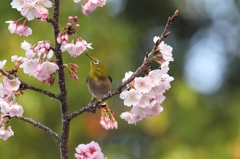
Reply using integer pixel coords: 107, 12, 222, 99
75, 24, 80, 28
74, 16, 78, 22
57, 36, 61, 44
68, 16, 74, 20
66, 23, 72, 27
44, 42, 51, 49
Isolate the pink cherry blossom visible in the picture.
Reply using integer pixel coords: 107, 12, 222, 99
6, 20, 32, 37
9, 104, 24, 117
38, 0, 53, 8
11, 0, 25, 11
20, 59, 39, 75
153, 36, 174, 62
11, 0, 52, 21
160, 61, 170, 73
5, 20, 19, 34
120, 38, 174, 125
100, 116, 118, 130
16, 23, 32, 37
21, 2, 39, 21
146, 103, 163, 116
36, 6, 49, 21
11, 55, 23, 63
159, 41, 174, 61
0, 100, 10, 115
148, 69, 163, 86
120, 107, 145, 124
75, 141, 104, 159
122, 71, 134, 88
120, 89, 142, 107
137, 91, 155, 108
160, 74, 174, 91
0, 126, 14, 141
134, 76, 153, 93
35, 61, 59, 81
3, 77, 21, 92
0, 84, 11, 100
61, 38, 93, 57
82, 0, 107, 16
119, 111, 136, 124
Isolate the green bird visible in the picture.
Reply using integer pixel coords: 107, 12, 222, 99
86, 53, 112, 99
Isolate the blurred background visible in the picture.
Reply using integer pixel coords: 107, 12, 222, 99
0, 0, 240, 158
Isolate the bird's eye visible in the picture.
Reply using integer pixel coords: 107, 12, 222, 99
93, 60, 99, 65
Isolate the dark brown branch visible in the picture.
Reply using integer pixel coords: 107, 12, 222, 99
0, 69, 15, 79
51, 0, 70, 159
0, 69, 59, 99
15, 116, 61, 142
69, 10, 179, 119
20, 82, 59, 99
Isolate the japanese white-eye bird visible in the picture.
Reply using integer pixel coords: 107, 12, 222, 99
86, 53, 112, 99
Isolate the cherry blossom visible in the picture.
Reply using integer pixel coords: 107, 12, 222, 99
75, 141, 104, 159
61, 38, 93, 58
9, 104, 24, 117
99, 106, 118, 130
3, 77, 21, 92
0, 126, 14, 141
16, 23, 32, 36
120, 40, 174, 124
35, 61, 59, 81
18, 41, 59, 84
5, 20, 19, 34
0, 100, 10, 115
10, 0, 52, 21
134, 76, 153, 93
120, 89, 142, 107
82, 0, 107, 16
153, 36, 174, 61
6, 20, 32, 37
0, 98, 24, 140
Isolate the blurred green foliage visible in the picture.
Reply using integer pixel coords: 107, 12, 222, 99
0, 0, 240, 159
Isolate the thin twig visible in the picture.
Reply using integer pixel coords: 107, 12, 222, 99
20, 82, 59, 99
15, 116, 61, 142
69, 10, 179, 119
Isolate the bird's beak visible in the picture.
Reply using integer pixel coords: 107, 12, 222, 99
85, 53, 94, 61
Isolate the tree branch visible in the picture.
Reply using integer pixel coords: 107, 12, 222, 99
21, 82, 59, 99
51, 0, 70, 158
15, 116, 61, 142
0, 69, 59, 99
69, 10, 179, 119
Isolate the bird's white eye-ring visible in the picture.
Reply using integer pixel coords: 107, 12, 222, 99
93, 60, 99, 65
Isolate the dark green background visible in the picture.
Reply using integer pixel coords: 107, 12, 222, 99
0, 0, 240, 158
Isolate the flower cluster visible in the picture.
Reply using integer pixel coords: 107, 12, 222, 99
120, 37, 174, 124
0, 61, 24, 140
99, 104, 118, 130
75, 141, 104, 159
6, 20, 32, 37
10, 0, 52, 21
15, 41, 59, 86
0, 100, 24, 140
58, 16, 93, 58
61, 38, 93, 58
66, 63, 79, 80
